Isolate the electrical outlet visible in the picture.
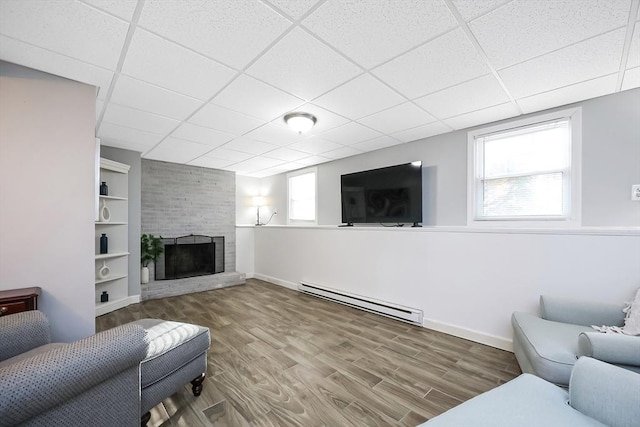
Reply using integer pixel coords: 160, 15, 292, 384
632, 184, 640, 201
274, 209, 278, 215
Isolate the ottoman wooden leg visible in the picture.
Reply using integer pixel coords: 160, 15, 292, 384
191, 373, 206, 396
141, 411, 151, 427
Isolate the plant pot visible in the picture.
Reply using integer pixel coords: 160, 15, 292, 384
141, 266, 149, 284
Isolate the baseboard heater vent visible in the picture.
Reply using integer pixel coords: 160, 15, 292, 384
298, 282, 423, 325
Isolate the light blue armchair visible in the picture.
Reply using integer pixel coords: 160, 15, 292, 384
511, 295, 640, 385
422, 357, 640, 427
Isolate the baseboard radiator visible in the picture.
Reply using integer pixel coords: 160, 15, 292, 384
298, 281, 423, 325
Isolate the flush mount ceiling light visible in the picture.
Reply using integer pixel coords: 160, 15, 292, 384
284, 112, 317, 134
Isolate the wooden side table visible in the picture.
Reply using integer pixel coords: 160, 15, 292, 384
0, 287, 41, 316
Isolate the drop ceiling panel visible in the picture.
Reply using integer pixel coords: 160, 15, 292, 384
287, 137, 343, 155
622, 67, 640, 91
244, 123, 309, 146
443, 102, 520, 130
517, 74, 618, 114
102, 103, 180, 135
98, 122, 165, 149
226, 156, 285, 173
121, 29, 236, 101
296, 155, 331, 166
0, 35, 114, 99
391, 122, 452, 143
0, 0, 129, 70
203, 148, 254, 163
146, 137, 213, 163
189, 103, 266, 136
450, 0, 511, 21
500, 28, 626, 99
357, 102, 436, 134
187, 156, 235, 169
313, 74, 405, 119
317, 122, 382, 145
212, 74, 304, 121
246, 27, 361, 100
110, 75, 202, 120
352, 136, 403, 153
321, 146, 363, 160
302, 0, 457, 68
266, 0, 320, 19
415, 75, 511, 119
264, 147, 309, 161
372, 28, 490, 99
80, 0, 138, 21
469, 0, 631, 69
223, 138, 280, 155
627, 23, 640, 69
172, 123, 235, 147
138, 0, 291, 69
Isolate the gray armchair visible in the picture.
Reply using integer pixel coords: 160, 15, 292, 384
0, 310, 148, 426
512, 295, 640, 386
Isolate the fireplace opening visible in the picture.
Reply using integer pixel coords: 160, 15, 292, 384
155, 235, 225, 280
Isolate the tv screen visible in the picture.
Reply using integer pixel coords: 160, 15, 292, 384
341, 162, 422, 226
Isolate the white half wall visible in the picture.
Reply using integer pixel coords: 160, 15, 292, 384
252, 226, 640, 350
0, 61, 96, 341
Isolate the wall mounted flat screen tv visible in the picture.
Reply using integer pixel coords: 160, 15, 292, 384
341, 162, 422, 226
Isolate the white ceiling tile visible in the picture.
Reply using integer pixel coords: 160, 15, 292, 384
313, 74, 405, 119
101, 139, 150, 154
414, 75, 510, 119
189, 103, 266, 136
443, 103, 520, 130
469, 0, 631, 69
212, 74, 304, 121
391, 122, 452, 143
172, 123, 235, 148
518, 74, 619, 114
203, 148, 254, 162
246, 27, 361, 100
102, 103, 180, 135
321, 146, 363, 160
627, 23, 640, 69
138, 0, 291, 69
296, 155, 332, 166
287, 137, 343, 155
98, 122, 164, 149
244, 123, 309, 146
318, 122, 382, 145
227, 157, 285, 173
0, 35, 114, 99
357, 102, 436, 134
264, 147, 309, 161
266, 0, 320, 19
450, 0, 511, 21
187, 156, 235, 169
145, 137, 213, 163
110, 75, 202, 120
222, 138, 280, 155
621, 67, 640, 91
264, 162, 308, 175
500, 28, 626, 99
302, 0, 457, 68
80, 0, 137, 21
352, 136, 403, 152
121, 29, 236, 101
372, 28, 490, 99
278, 104, 350, 134
0, 0, 128, 70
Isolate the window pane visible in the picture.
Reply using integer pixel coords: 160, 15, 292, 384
291, 200, 315, 220
482, 172, 563, 217
289, 171, 316, 221
483, 121, 569, 178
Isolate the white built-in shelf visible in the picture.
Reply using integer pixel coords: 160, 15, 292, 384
95, 221, 128, 225
95, 274, 127, 285
95, 252, 129, 260
99, 195, 128, 201
95, 296, 132, 317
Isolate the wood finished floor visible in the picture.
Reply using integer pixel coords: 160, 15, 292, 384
96, 279, 521, 427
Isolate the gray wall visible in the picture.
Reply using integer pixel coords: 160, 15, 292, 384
100, 146, 142, 297
0, 61, 96, 341
238, 89, 640, 227
142, 160, 236, 273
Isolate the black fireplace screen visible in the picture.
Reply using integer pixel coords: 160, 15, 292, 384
155, 235, 224, 280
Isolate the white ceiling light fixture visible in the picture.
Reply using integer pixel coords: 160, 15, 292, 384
284, 112, 317, 134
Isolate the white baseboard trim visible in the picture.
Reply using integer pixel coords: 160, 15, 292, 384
423, 318, 513, 352
253, 273, 298, 290
244, 273, 255, 279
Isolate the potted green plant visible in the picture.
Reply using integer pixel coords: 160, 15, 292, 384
141, 233, 163, 284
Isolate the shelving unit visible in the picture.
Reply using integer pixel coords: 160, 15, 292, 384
95, 158, 132, 317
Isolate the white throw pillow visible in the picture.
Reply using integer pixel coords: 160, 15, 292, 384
622, 287, 640, 336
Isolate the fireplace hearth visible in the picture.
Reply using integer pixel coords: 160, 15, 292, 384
155, 235, 224, 280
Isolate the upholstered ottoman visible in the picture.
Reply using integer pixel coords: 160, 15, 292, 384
130, 319, 210, 425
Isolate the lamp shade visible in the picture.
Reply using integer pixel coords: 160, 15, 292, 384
284, 112, 317, 134
253, 196, 264, 207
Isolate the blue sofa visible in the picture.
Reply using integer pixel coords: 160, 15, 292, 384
422, 357, 640, 427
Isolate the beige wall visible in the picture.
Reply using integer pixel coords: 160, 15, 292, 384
0, 61, 96, 341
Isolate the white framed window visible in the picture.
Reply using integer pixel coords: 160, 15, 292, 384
467, 108, 581, 226
287, 168, 317, 224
